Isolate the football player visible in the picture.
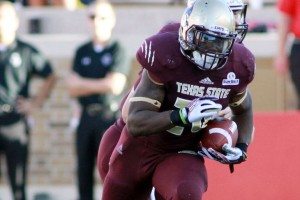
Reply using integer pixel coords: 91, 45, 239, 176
97, 0, 249, 185
101, 0, 255, 199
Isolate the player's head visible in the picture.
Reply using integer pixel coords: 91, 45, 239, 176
0, 1, 19, 45
88, 0, 116, 43
179, 0, 236, 70
227, 0, 248, 43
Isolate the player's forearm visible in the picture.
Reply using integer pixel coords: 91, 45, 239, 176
121, 88, 135, 123
231, 94, 254, 145
33, 74, 56, 107
232, 109, 253, 145
127, 110, 174, 137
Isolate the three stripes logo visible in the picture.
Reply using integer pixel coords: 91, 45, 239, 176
141, 40, 156, 67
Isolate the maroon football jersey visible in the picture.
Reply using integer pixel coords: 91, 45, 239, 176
132, 23, 255, 151
157, 22, 180, 34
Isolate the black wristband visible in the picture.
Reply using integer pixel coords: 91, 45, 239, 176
236, 143, 248, 153
170, 109, 187, 126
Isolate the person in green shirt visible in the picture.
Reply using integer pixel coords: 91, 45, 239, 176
0, 1, 56, 200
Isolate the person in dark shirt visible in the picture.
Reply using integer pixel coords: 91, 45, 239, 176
0, 1, 56, 200
67, 1, 129, 200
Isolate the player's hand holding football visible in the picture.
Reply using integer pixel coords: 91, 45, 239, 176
170, 98, 222, 127
218, 106, 232, 119
198, 143, 248, 164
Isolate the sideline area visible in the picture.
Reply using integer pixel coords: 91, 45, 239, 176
205, 111, 300, 200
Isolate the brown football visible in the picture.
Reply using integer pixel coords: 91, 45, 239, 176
200, 118, 238, 152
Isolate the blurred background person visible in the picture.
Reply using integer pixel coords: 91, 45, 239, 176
66, 1, 130, 199
275, 0, 300, 109
4, 0, 63, 7
26, 0, 63, 7
0, 1, 56, 200
26, 0, 95, 8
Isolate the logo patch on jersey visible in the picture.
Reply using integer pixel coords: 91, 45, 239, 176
101, 53, 113, 67
141, 40, 155, 67
81, 57, 91, 66
199, 77, 214, 85
222, 72, 239, 86
10, 52, 22, 67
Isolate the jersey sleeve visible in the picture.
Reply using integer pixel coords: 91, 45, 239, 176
136, 34, 174, 84
31, 48, 53, 77
242, 47, 256, 86
232, 44, 256, 95
157, 22, 180, 34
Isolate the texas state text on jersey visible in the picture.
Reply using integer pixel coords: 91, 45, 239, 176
134, 23, 255, 150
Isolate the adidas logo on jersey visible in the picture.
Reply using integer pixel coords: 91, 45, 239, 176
199, 77, 214, 85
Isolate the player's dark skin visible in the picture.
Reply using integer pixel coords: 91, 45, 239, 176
127, 70, 173, 136
127, 69, 253, 146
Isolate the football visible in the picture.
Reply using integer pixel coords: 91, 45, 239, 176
200, 118, 238, 152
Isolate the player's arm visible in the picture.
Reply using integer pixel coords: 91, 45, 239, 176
127, 70, 221, 136
230, 89, 254, 148
121, 87, 135, 123
127, 70, 174, 137
121, 73, 143, 123
67, 72, 127, 97
199, 89, 253, 165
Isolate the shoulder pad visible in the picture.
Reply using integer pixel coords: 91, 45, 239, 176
136, 32, 182, 83
230, 43, 256, 84
157, 22, 180, 34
